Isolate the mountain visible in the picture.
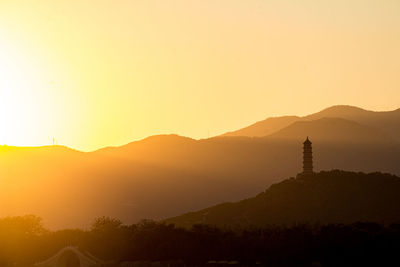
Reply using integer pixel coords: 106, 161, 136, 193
269, 117, 393, 144
222, 116, 300, 137
223, 105, 400, 141
306, 106, 400, 140
2, 106, 400, 229
165, 170, 400, 227
0, 138, 298, 229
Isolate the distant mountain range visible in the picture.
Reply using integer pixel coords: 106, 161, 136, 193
269, 117, 392, 144
165, 170, 400, 227
223, 105, 400, 142
1, 105, 400, 229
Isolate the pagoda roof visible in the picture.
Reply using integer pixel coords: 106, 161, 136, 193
303, 136, 312, 144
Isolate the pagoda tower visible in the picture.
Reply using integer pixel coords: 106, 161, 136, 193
302, 137, 313, 174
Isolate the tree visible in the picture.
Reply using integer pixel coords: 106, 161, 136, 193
91, 216, 122, 233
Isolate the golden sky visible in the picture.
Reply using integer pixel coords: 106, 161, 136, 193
0, 0, 399, 151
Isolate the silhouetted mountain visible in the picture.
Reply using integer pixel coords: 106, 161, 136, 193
166, 170, 400, 227
1, 139, 293, 229
269, 117, 393, 144
3, 106, 400, 229
306, 106, 400, 140
222, 116, 300, 137
223, 105, 400, 141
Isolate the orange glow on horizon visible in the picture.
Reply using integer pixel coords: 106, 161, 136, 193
0, 0, 399, 151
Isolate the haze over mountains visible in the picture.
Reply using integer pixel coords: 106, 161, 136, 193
1, 105, 400, 229
224, 105, 400, 142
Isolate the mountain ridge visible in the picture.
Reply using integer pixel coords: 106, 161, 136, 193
223, 105, 400, 141
268, 117, 394, 144
2, 105, 400, 229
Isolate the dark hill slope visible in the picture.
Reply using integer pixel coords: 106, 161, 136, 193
166, 170, 400, 227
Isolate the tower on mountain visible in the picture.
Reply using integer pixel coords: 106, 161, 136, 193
302, 137, 313, 175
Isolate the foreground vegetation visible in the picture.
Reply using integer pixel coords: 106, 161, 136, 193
1, 216, 400, 266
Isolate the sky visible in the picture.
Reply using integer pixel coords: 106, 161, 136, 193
0, 0, 399, 151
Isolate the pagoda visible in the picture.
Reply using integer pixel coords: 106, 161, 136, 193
302, 137, 313, 175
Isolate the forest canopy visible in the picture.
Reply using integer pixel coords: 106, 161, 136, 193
1, 216, 400, 267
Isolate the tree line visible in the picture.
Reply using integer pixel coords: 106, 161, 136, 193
1, 215, 400, 266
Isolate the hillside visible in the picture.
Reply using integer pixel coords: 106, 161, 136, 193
222, 116, 300, 137
223, 105, 400, 141
0, 139, 299, 229
165, 170, 400, 227
269, 117, 393, 144
2, 106, 400, 229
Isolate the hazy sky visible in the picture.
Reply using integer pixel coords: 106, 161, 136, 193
0, 0, 399, 151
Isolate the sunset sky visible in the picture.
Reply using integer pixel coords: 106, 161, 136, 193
0, 0, 399, 151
